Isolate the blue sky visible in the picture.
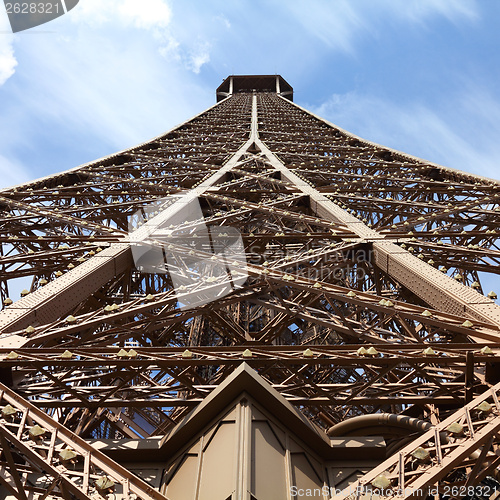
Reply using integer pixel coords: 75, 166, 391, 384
0, 0, 499, 188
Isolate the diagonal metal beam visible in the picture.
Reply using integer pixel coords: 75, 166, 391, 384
332, 381, 500, 500
256, 95, 500, 330
0, 382, 171, 500
0, 110, 256, 344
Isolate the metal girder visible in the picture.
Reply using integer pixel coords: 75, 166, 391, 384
0, 80, 499, 494
0, 382, 169, 500
0, 344, 495, 421
0, 101, 258, 339
332, 381, 500, 500
260, 95, 500, 329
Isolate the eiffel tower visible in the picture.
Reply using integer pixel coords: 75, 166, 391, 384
0, 75, 500, 500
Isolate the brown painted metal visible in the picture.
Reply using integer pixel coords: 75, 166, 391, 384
0, 382, 169, 499
333, 381, 500, 499
0, 76, 499, 496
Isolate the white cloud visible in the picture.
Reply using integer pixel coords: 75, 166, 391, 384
156, 29, 211, 75
284, 0, 365, 53
73, 0, 172, 30
72, 0, 208, 74
72, 0, 115, 26
158, 35, 181, 61
119, 0, 171, 29
0, 11, 17, 85
215, 14, 231, 30
186, 42, 210, 74
0, 1, 215, 188
0, 41, 17, 85
388, 0, 479, 24
16, 32, 206, 150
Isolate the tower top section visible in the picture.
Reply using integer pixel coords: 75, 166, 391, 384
216, 75, 293, 102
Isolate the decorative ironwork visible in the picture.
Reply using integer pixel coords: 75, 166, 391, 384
0, 75, 499, 497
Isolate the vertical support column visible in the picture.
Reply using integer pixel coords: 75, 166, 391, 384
229, 76, 234, 96
466, 351, 474, 403
251, 94, 258, 139
276, 75, 281, 95
235, 398, 252, 500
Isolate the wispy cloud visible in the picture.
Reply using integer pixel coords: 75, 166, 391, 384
215, 14, 231, 30
73, 0, 172, 29
71, 1, 210, 75
310, 83, 500, 179
10, 33, 209, 150
387, 0, 480, 25
283, 0, 365, 53
0, 40, 16, 86
0, 2, 214, 185
186, 41, 211, 74
119, 0, 172, 29
281, 0, 479, 54
0, 11, 17, 86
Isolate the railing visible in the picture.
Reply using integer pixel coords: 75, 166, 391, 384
332, 380, 500, 500
0, 382, 170, 500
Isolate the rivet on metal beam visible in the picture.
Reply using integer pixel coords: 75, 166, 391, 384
29, 424, 47, 440
411, 446, 431, 464
475, 401, 493, 414
371, 475, 391, 490
1, 405, 17, 418
365, 347, 379, 357
446, 422, 464, 436
422, 347, 437, 355
59, 448, 78, 464
95, 477, 115, 493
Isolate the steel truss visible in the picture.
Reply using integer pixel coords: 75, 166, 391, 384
0, 77, 500, 497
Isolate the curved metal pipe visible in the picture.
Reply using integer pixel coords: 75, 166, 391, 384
327, 413, 432, 437
328, 413, 483, 460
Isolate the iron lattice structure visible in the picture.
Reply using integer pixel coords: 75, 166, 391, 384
0, 75, 500, 499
